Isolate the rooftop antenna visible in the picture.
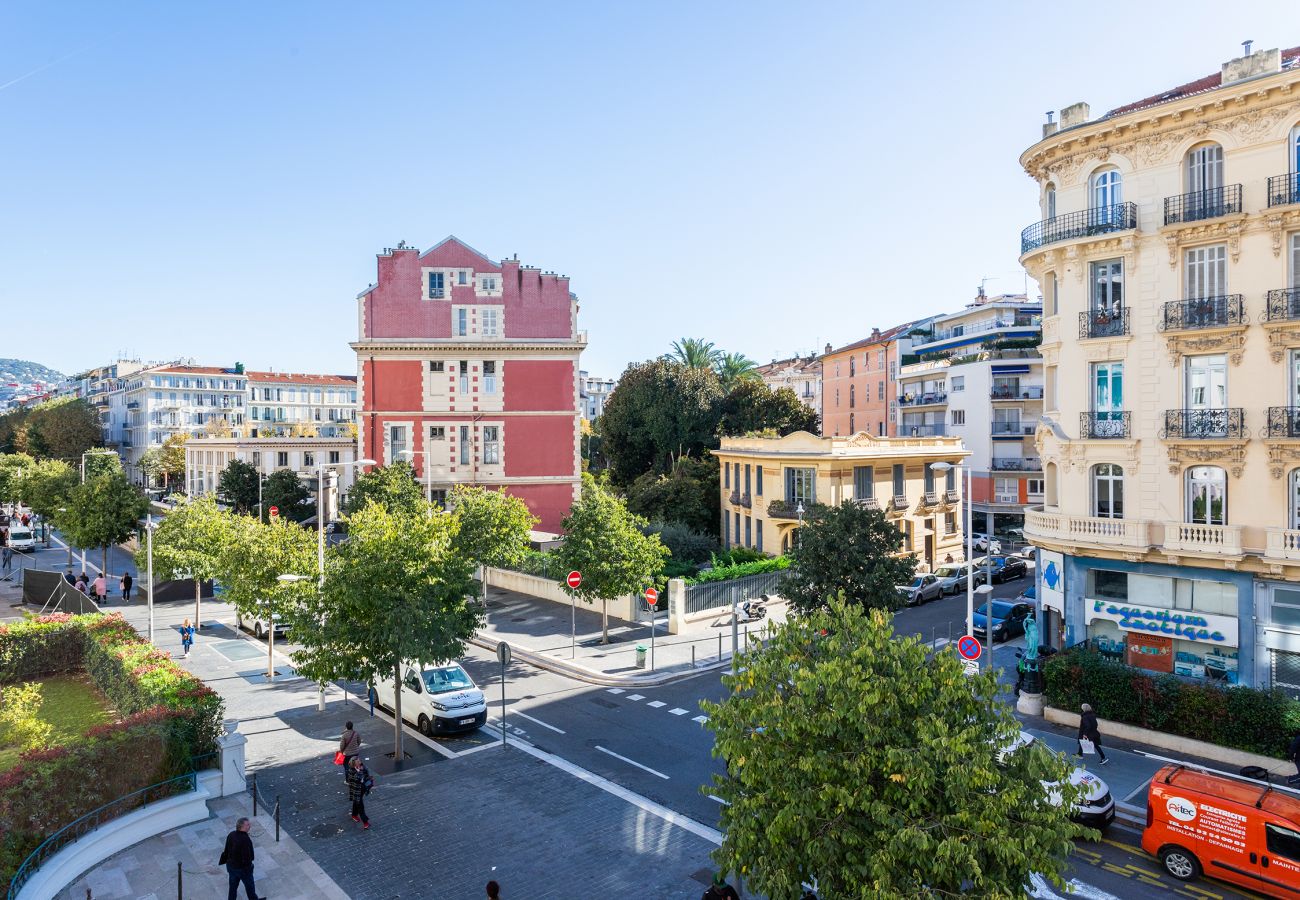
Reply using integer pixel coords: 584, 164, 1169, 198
1242, 39, 1254, 55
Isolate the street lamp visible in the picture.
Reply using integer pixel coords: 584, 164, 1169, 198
930, 461, 993, 669
795, 501, 805, 545
145, 516, 157, 644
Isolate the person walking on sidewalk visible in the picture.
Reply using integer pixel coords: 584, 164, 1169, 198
74, 574, 88, 594
1, 545, 11, 571
346, 756, 373, 829
1076, 702, 1109, 764
120, 571, 133, 602
180, 618, 195, 658
486, 881, 501, 899
219, 816, 264, 900
339, 721, 361, 774
92, 573, 107, 605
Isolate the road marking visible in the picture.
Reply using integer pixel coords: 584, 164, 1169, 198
1122, 780, 1151, 803
595, 745, 669, 780
454, 740, 505, 757
1026, 873, 1120, 900
512, 710, 565, 734
605, 688, 625, 694
646, 700, 666, 708
707, 794, 730, 805
692, 715, 709, 724
627, 694, 645, 701
668, 708, 688, 716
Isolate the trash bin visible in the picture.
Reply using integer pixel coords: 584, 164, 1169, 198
635, 645, 647, 669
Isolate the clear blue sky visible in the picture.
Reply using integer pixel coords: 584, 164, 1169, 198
3, 1, 1296, 379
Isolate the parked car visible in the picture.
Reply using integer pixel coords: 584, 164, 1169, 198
932, 563, 987, 595
896, 574, 943, 606
6, 525, 37, 552
976, 554, 1028, 584
370, 661, 488, 736
998, 731, 1115, 829
1017, 585, 1037, 603
972, 600, 1036, 643
970, 532, 1002, 554
236, 610, 288, 641
1012, 546, 1037, 562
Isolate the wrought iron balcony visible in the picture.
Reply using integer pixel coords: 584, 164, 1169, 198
944, 489, 960, 503
1158, 295, 1245, 332
991, 422, 1034, 436
1080, 412, 1130, 439
898, 392, 947, 407
1163, 184, 1242, 225
727, 490, 752, 508
1079, 308, 1130, 340
991, 385, 1045, 401
1266, 288, 1300, 322
853, 496, 879, 509
1160, 408, 1245, 440
768, 499, 815, 520
1268, 172, 1300, 208
990, 457, 1042, 471
1267, 407, 1300, 439
1020, 203, 1138, 254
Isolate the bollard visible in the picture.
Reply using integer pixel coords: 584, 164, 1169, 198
691, 645, 695, 668
744, 625, 749, 650
177, 861, 182, 900
252, 774, 258, 817
275, 796, 281, 842
718, 632, 722, 662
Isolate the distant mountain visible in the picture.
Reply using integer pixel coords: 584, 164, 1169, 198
0, 359, 67, 390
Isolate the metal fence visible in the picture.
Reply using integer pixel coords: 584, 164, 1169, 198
683, 570, 784, 616
20, 568, 101, 615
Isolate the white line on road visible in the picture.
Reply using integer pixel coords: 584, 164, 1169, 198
1026, 873, 1120, 900
692, 715, 709, 724
605, 688, 626, 694
512, 710, 565, 734
627, 694, 645, 701
667, 708, 688, 716
1122, 781, 1151, 803
707, 794, 730, 805
646, 700, 666, 708
595, 745, 670, 780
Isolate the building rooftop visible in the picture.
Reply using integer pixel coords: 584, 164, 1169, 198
1104, 45, 1300, 118
715, 429, 969, 460
245, 372, 357, 386
823, 320, 929, 359
146, 365, 244, 377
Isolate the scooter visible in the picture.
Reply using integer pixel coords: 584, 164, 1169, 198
739, 599, 767, 621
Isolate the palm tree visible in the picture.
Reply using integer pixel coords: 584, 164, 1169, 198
664, 338, 722, 370
715, 352, 761, 390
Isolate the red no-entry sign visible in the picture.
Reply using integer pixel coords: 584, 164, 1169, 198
566, 571, 582, 589
269, 506, 280, 519
958, 635, 983, 661
644, 587, 659, 604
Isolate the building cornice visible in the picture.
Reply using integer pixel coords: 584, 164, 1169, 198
350, 340, 586, 355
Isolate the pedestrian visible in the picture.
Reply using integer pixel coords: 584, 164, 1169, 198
346, 756, 373, 829
1076, 702, 1109, 764
92, 573, 106, 605
120, 571, 133, 602
339, 721, 361, 773
486, 881, 501, 899
218, 816, 263, 900
702, 872, 741, 900
74, 574, 88, 594
180, 618, 195, 658
64, 570, 76, 586
1287, 729, 1300, 783
1, 545, 11, 572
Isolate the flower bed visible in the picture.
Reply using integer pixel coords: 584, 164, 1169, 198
1043, 647, 1300, 758
0, 613, 224, 892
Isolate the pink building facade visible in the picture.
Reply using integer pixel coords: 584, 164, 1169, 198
352, 236, 585, 532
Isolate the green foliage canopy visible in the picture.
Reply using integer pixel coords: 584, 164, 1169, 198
342, 461, 424, 516
779, 501, 917, 613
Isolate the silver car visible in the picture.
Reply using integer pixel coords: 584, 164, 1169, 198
897, 574, 943, 606
932, 563, 986, 595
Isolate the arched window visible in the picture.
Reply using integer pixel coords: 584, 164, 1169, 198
1090, 167, 1123, 209
1187, 466, 1227, 526
849, 357, 855, 377
849, 412, 855, 434
1045, 183, 1057, 219
1044, 462, 1059, 509
1290, 468, 1300, 529
1091, 463, 1124, 519
1186, 143, 1224, 193
849, 385, 856, 408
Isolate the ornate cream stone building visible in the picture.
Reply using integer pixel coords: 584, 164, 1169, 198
1019, 45, 1300, 691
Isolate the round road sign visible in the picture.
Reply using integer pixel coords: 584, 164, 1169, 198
496, 641, 511, 667
566, 571, 582, 589
644, 586, 659, 603
268, 506, 280, 518
957, 635, 983, 661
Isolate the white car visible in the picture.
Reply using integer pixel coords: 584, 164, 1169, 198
970, 533, 1002, 554
236, 610, 288, 641
999, 731, 1115, 829
6, 525, 37, 552
370, 661, 488, 736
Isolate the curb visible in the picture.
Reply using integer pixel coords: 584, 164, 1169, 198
1114, 800, 1145, 829
469, 634, 732, 686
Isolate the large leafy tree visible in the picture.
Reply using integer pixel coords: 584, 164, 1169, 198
718, 381, 819, 437
61, 471, 148, 578
217, 458, 261, 516
18, 458, 76, 524
449, 485, 537, 609
141, 496, 237, 630
779, 501, 916, 613
625, 455, 720, 535
664, 337, 721, 370
157, 434, 189, 492
705, 598, 1084, 899
557, 475, 668, 643
715, 351, 761, 391
218, 515, 317, 638
291, 502, 480, 759
262, 469, 312, 522
342, 461, 424, 515
20, 399, 102, 460
0, 454, 33, 505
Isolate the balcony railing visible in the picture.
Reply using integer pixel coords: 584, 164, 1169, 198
944, 489, 960, 503
1266, 528, 1300, 561
727, 490, 752, 509
1268, 173, 1300, 208
126, 401, 140, 409
991, 385, 1045, 401
853, 496, 879, 509
1079, 308, 1130, 340
1023, 507, 1151, 551
898, 392, 947, 407
990, 457, 1043, 471
1163, 184, 1242, 225
1080, 411, 1130, 439
991, 422, 1034, 436
768, 499, 816, 520
1160, 408, 1245, 440
901, 423, 946, 437
1158, 295, 1245, 332
1020, 202, 1138, 254
1162, 522, 1243, 556
1267, 407, 1300, 439
926, 316, 1041, 344
1266, 288, 1300, 322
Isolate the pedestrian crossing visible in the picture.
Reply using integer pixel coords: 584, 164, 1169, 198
606, 687, 710, 726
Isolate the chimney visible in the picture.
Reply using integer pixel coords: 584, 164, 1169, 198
871, 327, 881, 340
824, 343, 832, 356
1042, 110, 1058, 139
1059, 102, 1090, 129
1222, 45, 1280, 86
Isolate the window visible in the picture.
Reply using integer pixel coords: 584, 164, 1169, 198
849, 357, 855, 377
459, 426, 470, 465
1090, 167, 1123, 210
459, 270, 468, 285
483, 361, 497, 394
854, 465, 874, 499
724, 512, 730, 547
756, 521, 763, 553
1185, 354, 1227, 412
950, 410, 965, 426
1185, 245, 1226, 299
945, 466, 956, 493
848, 413, 855, 433
835, 388, 839, 407
784, 467, 816, 505
303, 451, 315, 468
892, 463, 904, 498
429, 361, 444, 372
1091, 570, 1128, 600
1186, 465, 1226, 526
1186, 143, 1224, 194
745, 516, 751, 547
994, 477, 1017, 503
1266, 823, 1300, 864
481, 308, 499, 337
430, 426, 445, 441
277, 451, 289, 467
735, 512, 741, 545
878, 421, 885, 436
481, 275, 498, 291
1291, 469, 1300, 529
459, 362, 470, 394
1092, 362, 1124, 429
1045, 183, 1056, 219
1027, 478, 1044, 497
724, 460, 730, 489
456, 309, 468, 336
483, 426, 500, 464
944, 511, 956, 534
1293, 232, 1300, 289
329, 451, 340, 464
756, 465, 763, 496
388, 424, 408, 461
1090, 259, 1124, 317
950, 376, 964, 392
428, 272, 445, 299
923, 465, 936, 496
251, 451, 261, 467
849, 385, 855, 408
744, 464, 751, 496
1092, 463, 1124, 519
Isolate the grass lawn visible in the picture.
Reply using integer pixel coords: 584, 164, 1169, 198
0, 674, 115, 772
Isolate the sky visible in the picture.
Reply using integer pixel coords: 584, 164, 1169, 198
3, 1, 1298, 380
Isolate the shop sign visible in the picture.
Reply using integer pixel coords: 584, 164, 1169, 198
1086, 599, 1237, 646
1039, 550, 1064, 615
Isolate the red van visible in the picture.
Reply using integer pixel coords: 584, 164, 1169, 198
1143, 764, 1300, 897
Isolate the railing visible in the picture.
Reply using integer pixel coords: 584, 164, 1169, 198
898, 392, 947, 407
925, 316, 1042, 344
853, 496, 879, 509
1080, 411, 1130, 439
944, 489, 960, 503
1020, 202, 1138, 254
1266, 288, 1300, 322
991, 385, 1045, 400
991, 422, 1034, 436
126, 401, 140, 409
1160, 408, 1245, 440
767, 499, 816, 520
683, 570, 786, 616
1268, 172, 1300, 208
1159, 295, 1245, 332
1266, 527, 1300, 561
1078, 308, 1130, 339
1268, 407, 1300, 439
990, 458, 1042, 471
1162, 522, 1243, 556
921, 491, 938, 506
1163, 184, 1242, 225
901, 423, 946, 437
1023, 507, 1151, 550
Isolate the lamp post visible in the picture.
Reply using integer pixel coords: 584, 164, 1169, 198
145, 515, 157, 644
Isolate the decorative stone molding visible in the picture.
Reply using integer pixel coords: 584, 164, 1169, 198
1083, 338, 1132, 361
1267, 442, 1300, 480
1267, 210, 1300, 257
1264, 322, 1300, 363
1160, 215, 1250, 267
1164, 328, 1248, 366
1164, 442, 1249, 478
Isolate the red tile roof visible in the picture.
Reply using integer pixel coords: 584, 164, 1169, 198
1105, 46, 1300, 118
149, 365, 243, 376
823, 320, 927, 358
245, 372, 357, 385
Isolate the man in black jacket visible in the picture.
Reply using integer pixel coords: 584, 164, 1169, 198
219, 817, 263, 900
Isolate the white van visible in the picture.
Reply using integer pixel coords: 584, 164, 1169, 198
999, 730, 1115, 829
7, 526, 37, 552
370, 662, 487, 736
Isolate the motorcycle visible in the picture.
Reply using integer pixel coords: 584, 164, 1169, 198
739, 599, 767, 621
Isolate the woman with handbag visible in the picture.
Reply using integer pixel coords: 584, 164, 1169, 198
338, 721, 361, 775
179, 618, 195, 658
346, 756, 374, 829
1076, 702, 1109, 764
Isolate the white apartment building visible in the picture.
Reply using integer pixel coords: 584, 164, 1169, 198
245, 372, 358, 438
756, 355, 822, 413
579, 371, 617, 421
185, 436, 359, 521
68, 359, 147, 449
122, 364, 249, 481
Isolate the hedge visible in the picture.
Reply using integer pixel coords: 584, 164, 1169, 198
0, 613, 224, 891
685, 555, 790, 585
1043, 648, 1300, 757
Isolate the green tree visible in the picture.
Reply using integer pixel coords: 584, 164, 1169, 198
218, 514, 317, 637
714, 351, 761, 390
779, 501, 916, 613
0, 453, 34, 505
21, 398, 102, 461
449, 485, 537, 608
81, 450, 121, 481
157, 434, 189, 492
704, 598, 1084, 899
625, 454, 720, 535
19, 457, 77, 553
141, 495, 236, 630
61, 471, 148, 578
217, 459, 262, 516
557, 475, 669, 643
664, 337, 722, 369
262, 469, 312, 522
342, 461, 424, 515
291, 502, 480, 759
718, 381, 819, 437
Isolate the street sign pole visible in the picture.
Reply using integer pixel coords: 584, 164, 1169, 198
496, 641, 511, 749
644, 587, 659, 672
566, 572, 582, 659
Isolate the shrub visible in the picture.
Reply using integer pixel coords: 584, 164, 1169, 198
712, 547, 766, 567
687, 556, 790, 585
510, 550, 567, 581
1044, 648, 1298, 757
644, 521, 716, 565
0, 684, 51, 753
663, 560, 698, 580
